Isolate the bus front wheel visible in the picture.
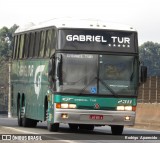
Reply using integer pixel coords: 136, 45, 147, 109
111, 125, 124, 135
47, 122, 59, 132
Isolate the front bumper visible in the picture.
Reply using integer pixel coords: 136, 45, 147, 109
54, 106, 135, 126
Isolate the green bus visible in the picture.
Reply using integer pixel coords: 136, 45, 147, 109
11, 19, 147, 135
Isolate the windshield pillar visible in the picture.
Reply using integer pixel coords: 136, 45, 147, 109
55, 54, 62, 92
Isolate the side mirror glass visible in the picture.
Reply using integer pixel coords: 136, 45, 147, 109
141, 66, 147, 83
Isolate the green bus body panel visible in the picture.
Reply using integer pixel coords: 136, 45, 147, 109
11, 59, 49, 121
54, 94, 137, 110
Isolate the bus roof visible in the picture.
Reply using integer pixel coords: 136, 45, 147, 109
15, 18, 137, 34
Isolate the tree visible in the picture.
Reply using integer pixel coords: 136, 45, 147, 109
139, 41, 160, 76
8, 24, 19, 56
0, 24, 18, 96
0, 24, 18, 60
0, 25, 18, 109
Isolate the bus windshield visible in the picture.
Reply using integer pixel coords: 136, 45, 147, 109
56, 53, 98, 94
55, 53, 138, 96
99, 55, 138, 95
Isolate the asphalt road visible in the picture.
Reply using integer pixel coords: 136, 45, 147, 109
0, 116, 160, 143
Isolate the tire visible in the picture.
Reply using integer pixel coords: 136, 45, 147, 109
17, 106, 22, 126
69, 124, 79, 130
22, 116, 30, 127
111, 125, 124, 135
21, 106, 30, 127
47, 122, 59, 132
22, 115, 37, 127
29, 119, 37, 127
19, 95, 37, 128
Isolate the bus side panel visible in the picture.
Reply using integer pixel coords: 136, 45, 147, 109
26, 59, 49, 121
11, 59, 49, 121
11, 61, 19, 117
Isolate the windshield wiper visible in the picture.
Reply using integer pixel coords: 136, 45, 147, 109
78, 77, 97, 95
78, 76, 117, 96
96, 77, 117, 97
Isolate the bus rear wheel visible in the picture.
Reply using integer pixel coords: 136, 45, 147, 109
21, 106, 37, 127
47, 122, 59, 132
22, 116, 30, 127
111, 125, 124, 135
17, 106, 22, 126
29, 119, 37, 127
22, 117, 37, 127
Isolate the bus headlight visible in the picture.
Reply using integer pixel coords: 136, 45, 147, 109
56, 103, 77, 109
61, 103, 69, 108
68, 104, 77, 109
117, 106, 133, 111
124, 106, 132, 111
117, 106, 125, 111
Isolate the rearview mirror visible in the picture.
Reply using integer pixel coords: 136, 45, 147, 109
141, 66, 147, 83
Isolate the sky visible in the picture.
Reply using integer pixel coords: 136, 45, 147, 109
0, 0, 159, 44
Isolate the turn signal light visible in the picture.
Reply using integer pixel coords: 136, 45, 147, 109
132, 106, 136, 111
56, 103, 61, 108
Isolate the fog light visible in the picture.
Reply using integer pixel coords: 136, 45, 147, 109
61, 113, 68, 119
125, 116, 130, 121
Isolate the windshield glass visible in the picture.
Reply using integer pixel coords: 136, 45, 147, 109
55, 53, 138, 96
56, 53, 98, 94
99, 55, 138, 95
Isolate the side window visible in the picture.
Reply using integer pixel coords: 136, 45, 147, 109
12, 29, 56, 59
19, 34, 25, 59
50, 30, 56, 57
44, 30, 51, 57
46, 29, 56, 57
16, 35, 20, 59
34, 32, 41, 57
29, 32, 35, 58
45, 29, 55, 57
13, 36, 17, 59
39, 31, 46, 57
24, 33, 30, 58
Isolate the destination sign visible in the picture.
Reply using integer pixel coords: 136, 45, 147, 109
59, 29, 137, 53
66, 35, 130, 45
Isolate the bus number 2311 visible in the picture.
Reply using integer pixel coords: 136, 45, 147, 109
118, 100, 132, 104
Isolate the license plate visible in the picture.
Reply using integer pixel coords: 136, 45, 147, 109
89, 115, 103, 120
